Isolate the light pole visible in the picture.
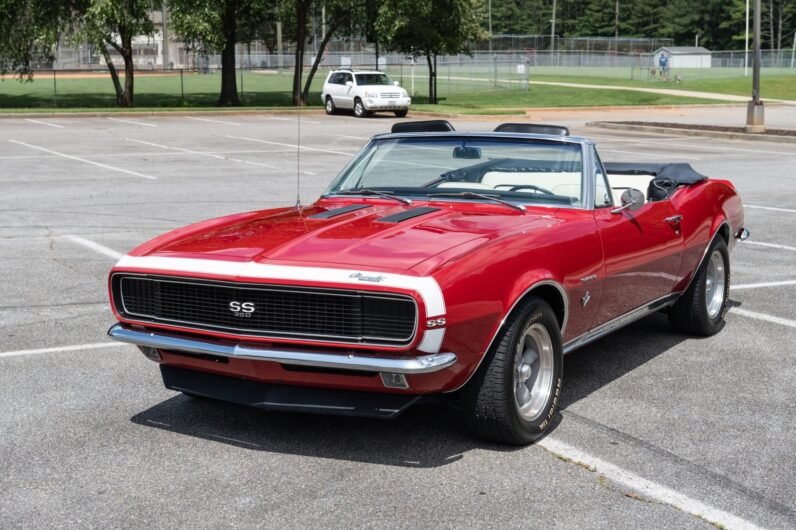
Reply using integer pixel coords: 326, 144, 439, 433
746, 0, 765, 133
550, 0, 557, 54
744, 0, 750, 76
488, 0, 492, 55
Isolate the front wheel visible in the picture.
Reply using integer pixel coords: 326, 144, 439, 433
668, 236, 730, 336
394, 109, 408, 118
462, 297, 563, 445
325, 96, 337, 115
353, 98, 369, 118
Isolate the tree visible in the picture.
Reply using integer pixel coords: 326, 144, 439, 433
169, 0, 274, 106
377, 0, 486, 104
0, 0, 82, 78
77, 0, 154, 107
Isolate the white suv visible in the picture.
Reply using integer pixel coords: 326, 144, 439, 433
321, 70, 411, 118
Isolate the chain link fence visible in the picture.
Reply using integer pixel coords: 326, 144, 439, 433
2, 49, 794, 108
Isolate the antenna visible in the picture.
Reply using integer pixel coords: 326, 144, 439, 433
295, 98, 302, 210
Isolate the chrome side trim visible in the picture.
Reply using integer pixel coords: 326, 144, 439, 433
108, 324, 457, 375
562, 293, 679, 354
681, 219, 731, 294
444, 279, 569, 393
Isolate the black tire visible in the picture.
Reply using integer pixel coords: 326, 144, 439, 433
394, 109, 408, 118
324, 96, 337, 115
668, 236, 730, 336
462, 297, 563, 445
353, 98, 369, 118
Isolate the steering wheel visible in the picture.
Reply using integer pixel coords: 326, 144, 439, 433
494, 184, 556, 195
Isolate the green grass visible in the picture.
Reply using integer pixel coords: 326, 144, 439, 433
530, 73, 796, 101
0, 70, 326, 109
0, 67, 780, 114
411, 83, 723, 113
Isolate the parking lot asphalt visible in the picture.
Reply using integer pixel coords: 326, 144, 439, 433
1, 109, 795, 529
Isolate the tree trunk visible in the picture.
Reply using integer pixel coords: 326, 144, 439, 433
119, 32, 134, 107
100, 47, 124, 103
374, 39, 379, 70
217, 0, 241, 106
120, 49, 134, 107
425, 51, 436, 104
769, 0, 775, 50
302, 20, 340, 103
293, 1, 309, 106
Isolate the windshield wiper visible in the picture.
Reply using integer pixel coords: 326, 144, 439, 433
429, 192, 526, 213
330, 189, 413, 205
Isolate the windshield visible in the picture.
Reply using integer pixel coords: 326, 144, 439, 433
326, 137, 585, 207
355, 73, 394, 86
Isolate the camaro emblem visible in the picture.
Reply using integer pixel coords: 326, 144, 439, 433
349, 272, 386, 283
229, 301, 256, 317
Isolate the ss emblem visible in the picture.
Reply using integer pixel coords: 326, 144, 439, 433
229, 301, 255, 317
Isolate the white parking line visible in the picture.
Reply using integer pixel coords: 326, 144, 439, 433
263, 116, 322, 124
742, 241, 796, 252
7, 140, 158, 180
538, 437, 763, 530
24, 118, 64, 128
186, 116, 241, 126
733, 279, 796, 290
600, 148, 701, 160
0, 342, 126, 359
127, 138, 280, 169
107, 117, 157, 127
228, 135, 356, 156
64, 235, 125, 260
746, 205, 796, 214
337, 134, 371, 141
590, 134, 795, 157
730, 307, 796, 329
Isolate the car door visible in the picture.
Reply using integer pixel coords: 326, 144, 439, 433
337, 73, 355, 109
591, 154, 684, 325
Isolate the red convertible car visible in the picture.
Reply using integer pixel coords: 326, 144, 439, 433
108, 121, 747, 444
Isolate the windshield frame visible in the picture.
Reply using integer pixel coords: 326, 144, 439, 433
323, 134, 596, 211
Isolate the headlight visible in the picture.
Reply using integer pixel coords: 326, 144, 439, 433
401, 91, 408, 97
364, 91, 379, 98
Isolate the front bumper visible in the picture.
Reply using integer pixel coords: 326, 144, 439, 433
108, 323, 457, 375
363, 97, 411, 111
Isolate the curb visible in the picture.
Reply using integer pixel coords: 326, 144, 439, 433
587, 121, 796, 144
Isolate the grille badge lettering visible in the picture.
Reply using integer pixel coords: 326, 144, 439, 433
229, 301, 256, 317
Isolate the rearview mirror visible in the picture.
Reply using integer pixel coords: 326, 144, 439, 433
453, 146, 482, 159
393, 80, 400, 86
611, 188, 645, 214
345, 81, 353, 87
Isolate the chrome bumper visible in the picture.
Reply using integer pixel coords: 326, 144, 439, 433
107, 324, 457, 375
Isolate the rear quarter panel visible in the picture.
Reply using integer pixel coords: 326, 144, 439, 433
670, 179, 743, 292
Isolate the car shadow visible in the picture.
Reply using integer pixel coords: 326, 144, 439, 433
131, 306, 737, 467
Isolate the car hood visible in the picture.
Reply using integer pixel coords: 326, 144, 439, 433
127, 201, 556, 274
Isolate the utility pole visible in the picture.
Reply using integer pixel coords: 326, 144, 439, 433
161, 3, 169, 69
550, 0, 557, 54
277, 21, 283, 69
791, 30, 795, 69
744, 0, 750, 76
488, 0, 492, 55
746, 0, 765, 133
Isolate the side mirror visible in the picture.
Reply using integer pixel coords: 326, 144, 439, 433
393, 80, 400, 86
345, 81, 353, 87
611, 188, 645, 214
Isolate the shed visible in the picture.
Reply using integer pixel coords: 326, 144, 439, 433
653, 47, 712, 68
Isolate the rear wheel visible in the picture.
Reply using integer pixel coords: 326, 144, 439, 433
462, 297, 563, 445
353, 98, 369, 118
325, 96, 337, 115
394, 109, 408, 118
668, 236, 730, 336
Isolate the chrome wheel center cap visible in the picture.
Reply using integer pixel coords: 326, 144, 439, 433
518, 363, 532, 382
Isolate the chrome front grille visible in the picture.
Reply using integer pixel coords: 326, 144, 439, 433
380, 92, 401, 99
113, 275, 417, 345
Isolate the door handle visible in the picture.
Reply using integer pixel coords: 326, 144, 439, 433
664, 215, 683, 233
664, 215, 683, 225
